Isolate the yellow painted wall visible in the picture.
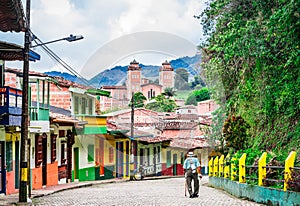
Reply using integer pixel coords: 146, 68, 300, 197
82, 116, 106, 126
162, 148, 185, 164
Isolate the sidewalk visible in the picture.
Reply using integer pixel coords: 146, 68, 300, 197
0, 175, 190, 205
0, 178, 128, 205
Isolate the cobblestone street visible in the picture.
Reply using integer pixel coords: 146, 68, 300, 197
32, 177, 264, 206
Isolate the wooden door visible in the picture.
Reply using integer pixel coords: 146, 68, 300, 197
42, 136, 47, 186
73, 148, 79, 179
0, 142, 5, 194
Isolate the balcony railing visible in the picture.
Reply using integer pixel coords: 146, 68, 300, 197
29, 105, 49, 121
0, 86, 22, 126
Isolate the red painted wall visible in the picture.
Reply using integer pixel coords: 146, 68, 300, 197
6, 171, 16, 195
32, 167, 42, 190
47, 161, 58, 187
161, 163, 184, 176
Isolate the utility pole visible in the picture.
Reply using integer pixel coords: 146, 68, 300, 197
130, 92, 134, 180
19, 0, 30, 202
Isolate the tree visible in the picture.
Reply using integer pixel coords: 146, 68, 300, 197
128, 92, 147, 108
145, 94, 177, 112
190, 75, 206, 89
197, 0, 300, 153
185, 87, 210, 105
162, 87, 176, 98
185, 93, 197, 106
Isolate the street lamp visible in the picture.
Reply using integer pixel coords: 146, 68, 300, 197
20, 1, 84, 203
31, 34, 84, 48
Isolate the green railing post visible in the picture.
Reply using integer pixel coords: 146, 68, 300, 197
224, 154, 230, 178
231, 155, 236, 181
214, 156, 219, 177
284, 151, 297, 191
208, 158, 214, 176
219, 155, 224, 177
239, 153, 246, 183
258, 152, 267, 186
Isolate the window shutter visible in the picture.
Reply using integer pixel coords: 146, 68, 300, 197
59, 130, 65, 137
87, 144, 94, 162
51, 134, 57, 163
35, 134, 43, 168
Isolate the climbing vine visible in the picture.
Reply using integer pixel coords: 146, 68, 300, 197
196, 0, 300, 154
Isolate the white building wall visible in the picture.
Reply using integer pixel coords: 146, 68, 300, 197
73, 135, 95, 170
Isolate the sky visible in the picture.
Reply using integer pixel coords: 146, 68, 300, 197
0, 0, 206, 80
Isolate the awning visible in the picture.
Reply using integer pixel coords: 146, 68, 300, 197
0, 0, 25, 32
85, 89, 111, 97
0, 41, 40, 61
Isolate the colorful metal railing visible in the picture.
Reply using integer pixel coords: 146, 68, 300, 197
208, 151, 298, 192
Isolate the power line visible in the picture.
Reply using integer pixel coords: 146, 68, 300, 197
29, 30, 91, 86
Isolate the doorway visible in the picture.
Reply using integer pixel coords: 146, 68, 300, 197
42, 136, 47, 186
73, 148, 79, 180
15, 141, 19, 189
0, 141, 5, 194
173, 154, 177, 175
99, 138, 104, 176
116, 142, 124, 178
125, 141, 129, 177
153, 147, 157, 175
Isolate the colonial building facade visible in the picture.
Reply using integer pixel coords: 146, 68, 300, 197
100, 60, 175, 112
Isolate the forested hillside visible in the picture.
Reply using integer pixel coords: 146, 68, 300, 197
197, 0, 299, 156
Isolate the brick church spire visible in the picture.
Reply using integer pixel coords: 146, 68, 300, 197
127, 59, 142, 100
159, 60, 174, 90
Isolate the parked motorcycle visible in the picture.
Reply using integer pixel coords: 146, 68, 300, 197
133, 165, 146, 180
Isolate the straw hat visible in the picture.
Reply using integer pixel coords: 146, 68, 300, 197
187, 151, 194, 157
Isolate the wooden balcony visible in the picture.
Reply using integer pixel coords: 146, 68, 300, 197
29, 104, 49, 121
0, 86, 22, 126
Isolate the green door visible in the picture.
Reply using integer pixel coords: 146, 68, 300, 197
74, 148, 79, 180
173, 154, 177, 175
15, 141, 19, 189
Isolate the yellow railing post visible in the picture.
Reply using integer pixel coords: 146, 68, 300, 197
284, 151, 297, 191
208, 158, 214, 176
224, 154, 230, 178
258, 152, 267, 186
239, 153, 246, 183
219, 155, 224, 177
231, 155, 237, 181
214, 156, 219, 177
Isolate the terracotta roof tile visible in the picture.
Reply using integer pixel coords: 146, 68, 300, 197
169, 137, 210, 149
0, 0, 25, 32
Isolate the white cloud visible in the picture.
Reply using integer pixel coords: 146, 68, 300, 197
1, 0, 206, 78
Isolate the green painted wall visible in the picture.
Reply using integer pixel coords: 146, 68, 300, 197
95, 165, 115, 180
72, 165, 115, 182
78, 166, 96, 181
84, 126, 107, 135
209, 177, 300, 206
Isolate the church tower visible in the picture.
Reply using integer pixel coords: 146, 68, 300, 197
127, 59, 142, 100
159, 60, 174, 90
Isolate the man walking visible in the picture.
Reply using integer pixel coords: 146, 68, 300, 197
183, 151, 202, 198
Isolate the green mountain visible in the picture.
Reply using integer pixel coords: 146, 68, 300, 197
45, 54, 202, 88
